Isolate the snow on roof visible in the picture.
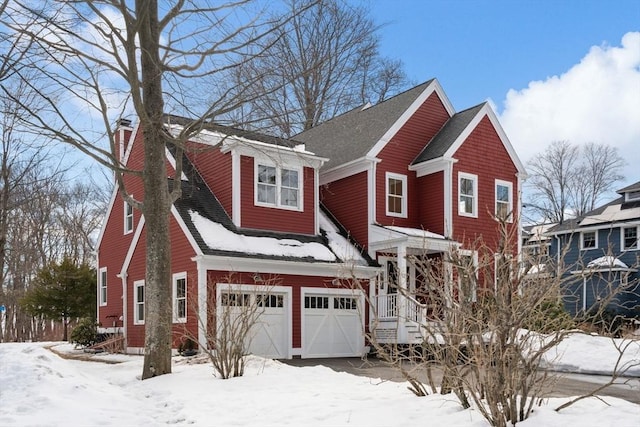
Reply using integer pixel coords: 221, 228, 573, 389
579, 204, 640, 226
318, 211, 368, 266
587, 256, 629, 269
190, 210, 338, 262
384, 226, 445, 240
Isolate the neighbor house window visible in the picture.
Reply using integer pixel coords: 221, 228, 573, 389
173, 273, 187, 323
386, 172, 407, 217
581, 231, 597, 250
256, 164, 301, 209
99, 267, 107, 306
495, 180, 513, 222
622, 226, 638, 250
459, 172, 478, 217
134, 280, 145, 325
124, 201, 134, 234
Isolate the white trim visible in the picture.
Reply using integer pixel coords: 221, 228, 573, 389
124, 201, 134, 234
196, 259, 207, 349
580, 230, 598, 250
409, 156, 457, 177
367, 160, 377, 255
300, 286, 366, 358
172, 272, 188, 324
95, 185, 119, 250
170, 205, 203, 257
232, 151, 241, 226
385, 172, 408, 218
216, 283, 293, 360
444, 161, 454, 237
193, 255, 379, 280
621, 225, 639, 251
221, 137, 327, 170
458, 172, 478, 218
98, 267, 107, 307
254, 162, 303, 212
495, 179, 514, 223
133, 280, 145, 325
119, 271, 127, 348
442, 103, 527, 176
368, 80, 455, 159
121, 122, 139, 166
319, 157, 380, 185
120, 216, 146, 277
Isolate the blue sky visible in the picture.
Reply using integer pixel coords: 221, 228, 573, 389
366, 0, 640, 186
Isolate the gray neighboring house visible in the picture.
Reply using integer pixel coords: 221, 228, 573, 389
547, 181, 640, 317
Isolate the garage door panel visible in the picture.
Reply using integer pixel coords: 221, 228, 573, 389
302, 291, 364, 358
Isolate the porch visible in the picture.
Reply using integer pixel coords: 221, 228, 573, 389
368, 224, 457, 344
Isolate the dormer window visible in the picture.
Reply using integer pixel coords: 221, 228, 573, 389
124, 201, 134, 234
256, 163, 301, 210
626, 190, 640, 202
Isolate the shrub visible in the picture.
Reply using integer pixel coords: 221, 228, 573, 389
70, 318, 99, 347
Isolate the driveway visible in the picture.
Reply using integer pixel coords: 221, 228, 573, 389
281, 357, 640, 405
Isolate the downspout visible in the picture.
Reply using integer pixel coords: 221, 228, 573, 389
196, 258, 207, 350
117, 272, 128, 350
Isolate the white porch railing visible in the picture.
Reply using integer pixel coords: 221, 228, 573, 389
376, 294, 398, 319
376, 293, 428, 323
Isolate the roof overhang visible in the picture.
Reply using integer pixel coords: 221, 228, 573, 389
319, 156, 381, 185
192, 254, 380, 279
221, 137, 328, 170
369, 224, 458, 254
409, 156, 457, 177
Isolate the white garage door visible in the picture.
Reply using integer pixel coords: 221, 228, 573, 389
302, 289, 364, 358
218, 286, 289, 359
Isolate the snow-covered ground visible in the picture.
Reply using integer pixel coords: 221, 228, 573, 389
0, 335, 639, 427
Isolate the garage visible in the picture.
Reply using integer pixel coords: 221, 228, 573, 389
301, 288, 365, 358
217, 284, 291, 359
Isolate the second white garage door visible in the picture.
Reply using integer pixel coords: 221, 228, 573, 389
302, 288, 364, 358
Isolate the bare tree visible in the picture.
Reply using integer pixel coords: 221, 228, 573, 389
227, 0, 409, 137
1, 0, 315, 379
525, 141, 625, 223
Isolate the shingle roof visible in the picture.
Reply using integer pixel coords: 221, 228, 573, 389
170, 147, 375, 265
411, 103, 485, 165
293, 80, 435, 170
548, 196, 625, 233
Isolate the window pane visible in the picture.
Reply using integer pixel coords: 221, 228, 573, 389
460, 195, 473, 214
583, 232, 596, 248
497, 185, 509, 202
281, 188, 299, 207
258, 184, 276, 204
281, 169, 298, 189
388, 195, 401, 213
177, 278, 186, 298
258, 165, 276, 184
624, 227, 637, 249
389, 178, 402, 196
461, 178, 473, 196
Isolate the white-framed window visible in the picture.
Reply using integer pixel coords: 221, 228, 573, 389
580, 231, 598, 250
255, 163, 301, 210
385, 172, 407, 218
495, 180, 513, 222
134, 280, 145, 325
622, 226, 638, 250
124, 201, 134, 234
458, 172, 478, 217
173, 272, 187, 323
99, 267, 107, 306
625, 190, 640, 202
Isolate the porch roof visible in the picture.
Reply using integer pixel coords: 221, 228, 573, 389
369, 224, 457, 254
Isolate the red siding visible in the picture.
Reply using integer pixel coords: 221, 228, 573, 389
417, 171, 445, 235
451, 115, 519, 253
187, 146, 233, 217
239, 156, 315, 234
321, 172, 369, 249
124, 214, 199, 349
206, 271, 367, 350
375, 92, 450, 227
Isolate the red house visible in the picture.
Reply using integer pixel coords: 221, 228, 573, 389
96, 79, 525, 356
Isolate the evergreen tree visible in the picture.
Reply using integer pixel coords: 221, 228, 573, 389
21, 258, 95, 341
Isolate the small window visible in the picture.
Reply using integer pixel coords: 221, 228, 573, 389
622, 226, 638, 250
256, 164, 301, 210
99, 267, 107, 306
581, 231, 597, 250
124, 202, 134, 234
304, 296, 329, 309
334, 297, 357, 310
495, 180, 513, 222
173, 273, 187, 323
257, 294, 284, 308
386, 172, 407, 217
459, 173, 478, 217
220, 292, 250, 307
134, 280, 145, 325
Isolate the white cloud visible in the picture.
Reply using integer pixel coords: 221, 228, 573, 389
499, 32, 640, 184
